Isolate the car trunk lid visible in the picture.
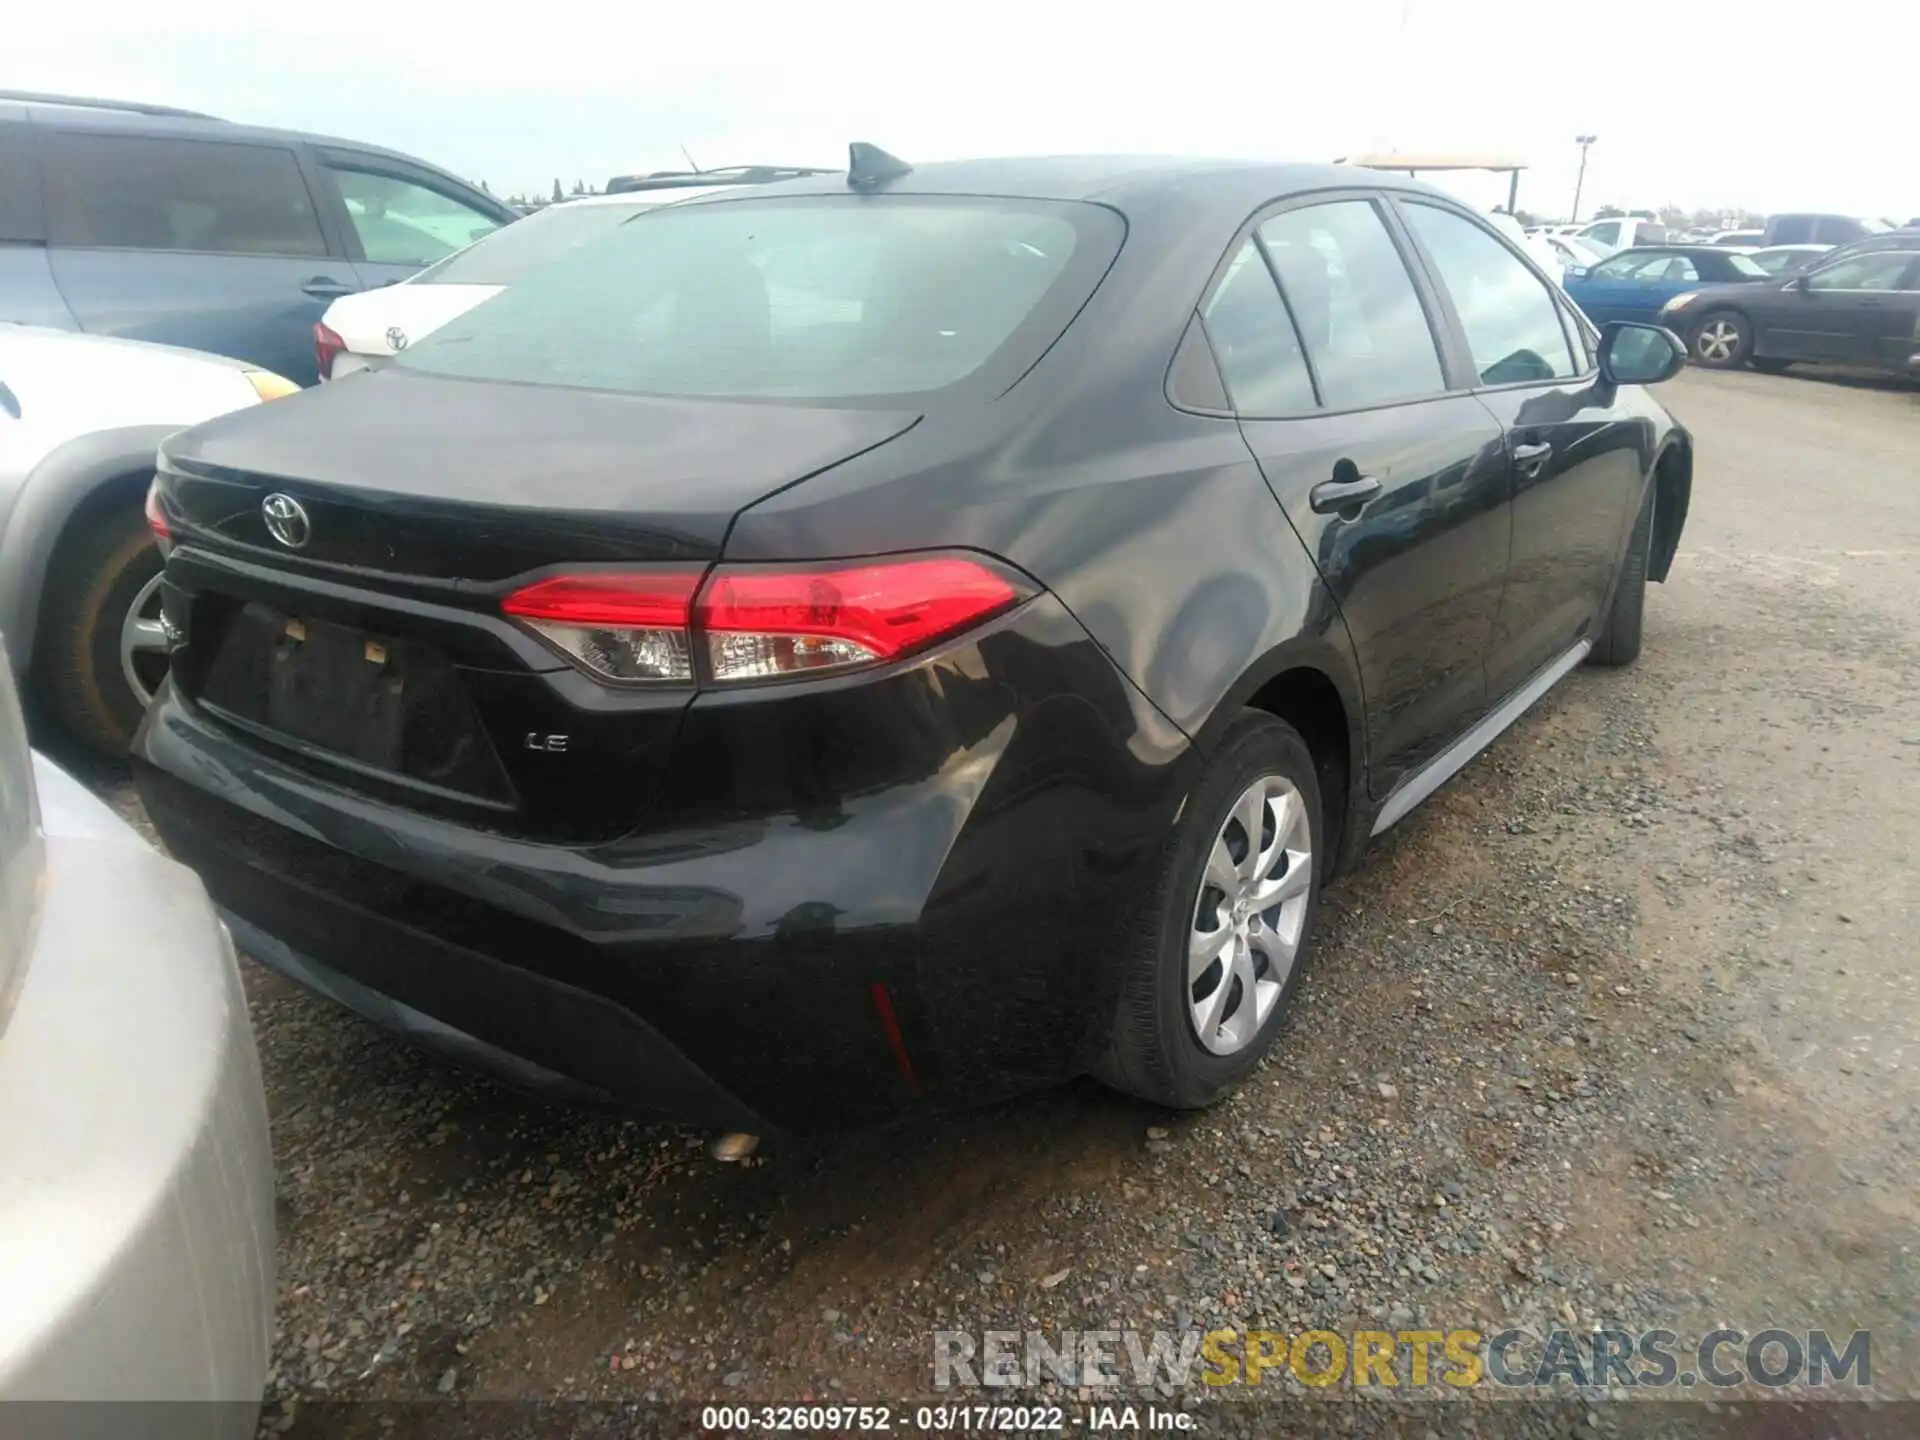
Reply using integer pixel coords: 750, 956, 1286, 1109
153, 370, 920, 841
323, 282, 504, 360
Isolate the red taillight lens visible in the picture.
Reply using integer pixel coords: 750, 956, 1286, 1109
698, 558, 1020, 682
314, 321, 346, 381
144, 477, 171, 541
500, 556, 1025, 686
502, 571, 702, 682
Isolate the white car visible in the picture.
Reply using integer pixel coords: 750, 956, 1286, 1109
316, 186, 738, 380
1571, 217, 1671, 256
1747, 243, 1833, 275
0, 643, 274, 1421
1483, 213, 1576, 281
1541, 232, 1607, 274
0, 327, 296, 752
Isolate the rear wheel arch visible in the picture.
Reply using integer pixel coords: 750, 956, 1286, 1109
1196, 642, 1364, 876
1, 425, 177, 672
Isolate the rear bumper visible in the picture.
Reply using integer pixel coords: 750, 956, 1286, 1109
1, 761, 273, 1418
135, 595, 1194, 1134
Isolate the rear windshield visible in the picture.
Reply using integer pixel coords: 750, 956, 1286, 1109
395, 195, 1123, 402
1724, 253, 1768, 278
416, 200, 653, 287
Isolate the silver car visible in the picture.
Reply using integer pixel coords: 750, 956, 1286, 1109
0, 643, 274, 1429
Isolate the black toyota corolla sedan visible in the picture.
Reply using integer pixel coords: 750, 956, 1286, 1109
134, 150, 1694, 1135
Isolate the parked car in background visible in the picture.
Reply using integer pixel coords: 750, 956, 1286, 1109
1563, 245, 1769, 325
1573, 216, 1669, 255
135, 153, 1692, 1132
0, 325, 293, 752
0, 91, 517, 385
1710, 229, 1764, 247
0, 641, 273, 1425
1814, 227, 1920, 268
1660, 241, 1920, 374
1541, 232, 1606, 275
1747, 244, 1833, 275
1485, 211, 1567, 278
319, 171, 813, 379
1760, 213, 1888, 246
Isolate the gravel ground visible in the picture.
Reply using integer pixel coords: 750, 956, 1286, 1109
76, 364, 1920, 1435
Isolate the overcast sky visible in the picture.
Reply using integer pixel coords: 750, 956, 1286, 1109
8, 1, 1912, 222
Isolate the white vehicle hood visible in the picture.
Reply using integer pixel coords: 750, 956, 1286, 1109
322, 283, 502, 357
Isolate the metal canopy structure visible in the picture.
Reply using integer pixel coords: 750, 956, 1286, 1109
1335, 152, 1529, 213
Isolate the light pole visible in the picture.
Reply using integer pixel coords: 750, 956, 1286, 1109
1571, 135, 1598, 223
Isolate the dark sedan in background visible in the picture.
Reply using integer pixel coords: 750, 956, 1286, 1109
134, 151, 1693, 1135
1562, 245, 1769, 325
1660, 241, 1920, 373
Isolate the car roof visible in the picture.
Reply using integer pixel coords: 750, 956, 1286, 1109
670, 154, 1452, 220
1601, 244, 1739, 259
0, 91, 462, 177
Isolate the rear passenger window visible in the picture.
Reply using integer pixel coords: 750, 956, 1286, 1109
1402, 204, 1580, 385
1198, 240, 1316, 414
1257, 201, 1445, 409
42, 133, 326, 257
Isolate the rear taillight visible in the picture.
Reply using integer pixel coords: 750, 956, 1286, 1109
501, 555, 1027, 686
314, 321, 346, 381
502, 571, 702, 682
697, 558, 1021, 682
144, 477, 171, 543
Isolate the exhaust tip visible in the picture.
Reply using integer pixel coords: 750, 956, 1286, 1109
709, 1132, 760, 1163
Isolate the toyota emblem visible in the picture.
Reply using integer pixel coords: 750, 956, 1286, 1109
262, 493, 312, 549
386, 326, 409, 351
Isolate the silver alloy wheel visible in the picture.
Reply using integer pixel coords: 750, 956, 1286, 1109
1695, 317, 1741, 364
1188, 774, 1312, 1056
119, 571, 171, 710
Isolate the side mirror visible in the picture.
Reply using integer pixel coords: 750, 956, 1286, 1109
1788, 273, 1809, 292
1598, 322, 1686, 386
1565, 266, 1590, 281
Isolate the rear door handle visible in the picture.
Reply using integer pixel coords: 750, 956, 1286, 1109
1512, 440, 1554, 477
1309, 474, 1382, 513
301, 276, 356, 299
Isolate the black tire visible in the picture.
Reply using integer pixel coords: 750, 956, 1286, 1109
1689, 309, 1752, 369
1590, 481, 1654, 669
1750, 357, 1792, 375
1095, 711, 1324, 1109
38, 498, 164, 755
